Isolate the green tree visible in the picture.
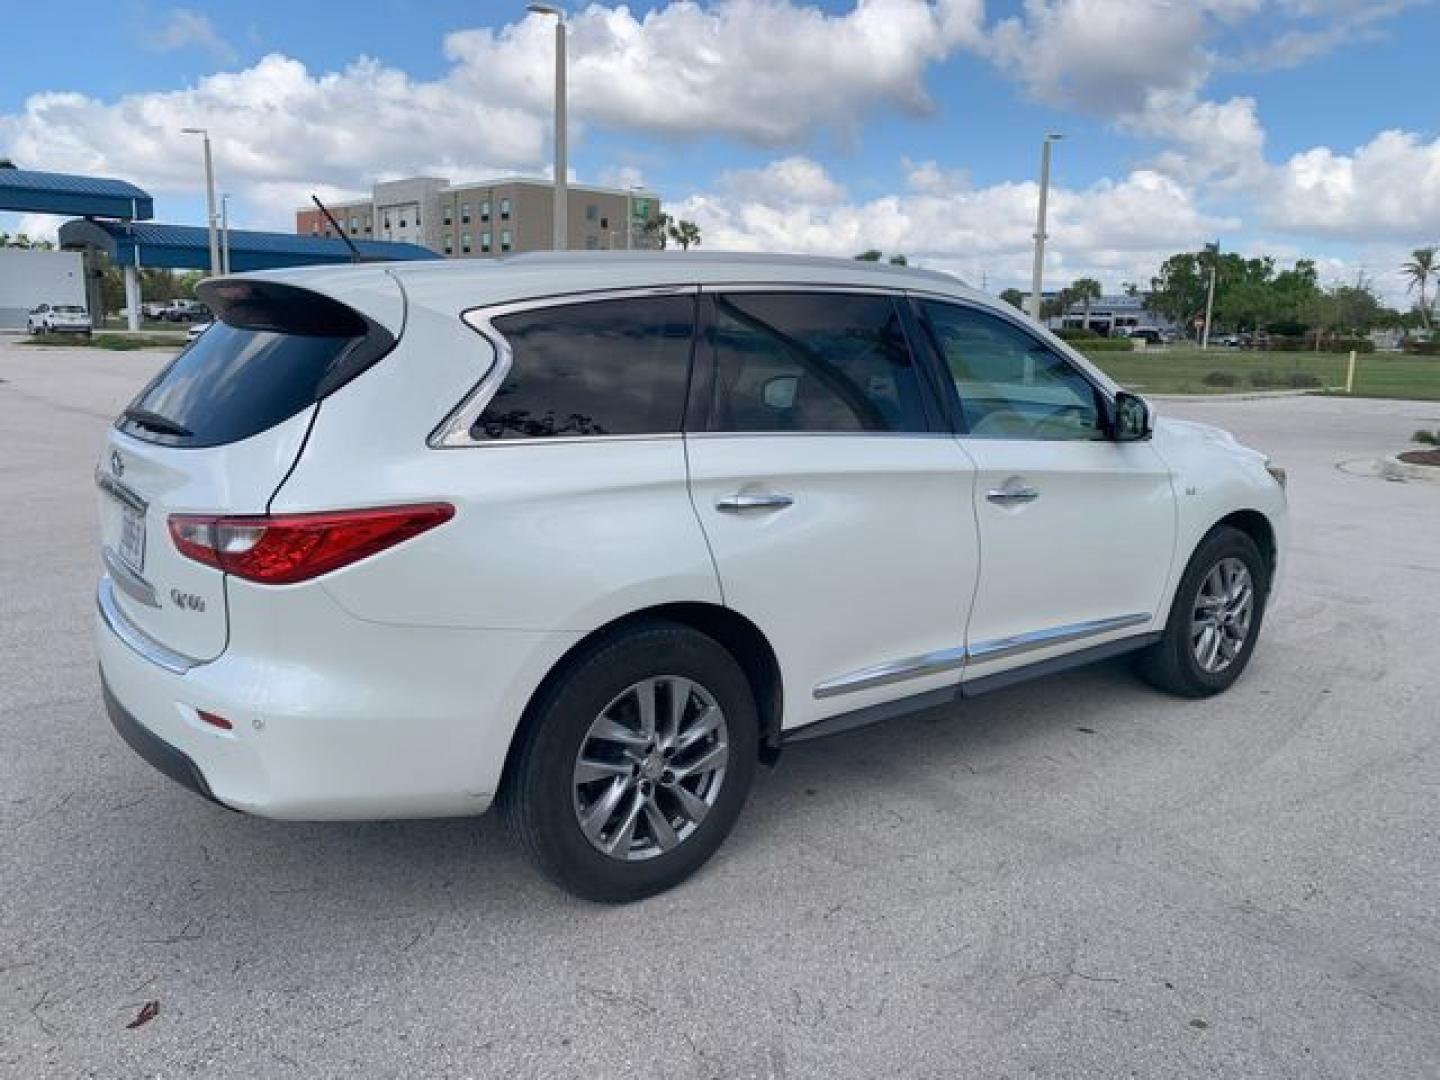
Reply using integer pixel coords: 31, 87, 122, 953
999, 287, 1026, 310
667, 219, 701, 251
1401, 247, 1436, 330
1069, 277, 1103, 329
853, 249, 883, 262
1148, 252, 1209, 335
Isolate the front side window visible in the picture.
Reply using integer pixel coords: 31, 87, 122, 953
476, 295, 696, 440
918, 301, 1103, 440
701, 292, 930, 433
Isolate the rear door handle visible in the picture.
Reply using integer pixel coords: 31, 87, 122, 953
986, 482, 1040, 506
716, 493, 795, 513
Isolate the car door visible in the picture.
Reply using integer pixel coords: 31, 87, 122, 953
910, 297, 1176, 682
684, 289, 980, 734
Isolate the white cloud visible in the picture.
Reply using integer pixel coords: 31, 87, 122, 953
1125, 92, 1268, 188
720, 157, 846, 204
146, 9, 237, 64
673, 157, 1232, 292
446, 0, 987, 147
987, 0, 1227, 115
1261, 130, 1440, 241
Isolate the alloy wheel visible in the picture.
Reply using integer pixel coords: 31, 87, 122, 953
1191, 557, 1254, 674
571, 676, 730, 861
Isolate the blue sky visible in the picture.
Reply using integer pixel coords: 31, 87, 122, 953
2, 1, 1437, 301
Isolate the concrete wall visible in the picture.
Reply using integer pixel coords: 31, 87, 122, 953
0, 248, 86, 330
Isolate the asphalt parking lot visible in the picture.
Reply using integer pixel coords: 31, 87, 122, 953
3, 339, 1438, 1079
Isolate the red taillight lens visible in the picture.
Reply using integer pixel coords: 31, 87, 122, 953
168, 504, 454, 585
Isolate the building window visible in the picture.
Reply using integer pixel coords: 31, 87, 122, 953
444, 209, 452, 225
462, 232, 472, 253
349, 216, 358, 230
585, 204, 598, 222
383, 216, 391, 230
414, 209, 421, 226
501, 228, 512, 251
481, 200, 491, 222
600, 216, 608, 230
443, 233, 453, 255
481, 232, 492, 252
500, 198, 511, 220
399, 218, 407, 228
461, 203, 470, 224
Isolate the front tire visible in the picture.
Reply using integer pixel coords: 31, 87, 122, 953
1138, 525, 1269, 697
503, 620, 759, 902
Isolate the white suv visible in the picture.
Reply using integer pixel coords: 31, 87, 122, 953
28, 302, 92, 335
95, 253, 1287, 901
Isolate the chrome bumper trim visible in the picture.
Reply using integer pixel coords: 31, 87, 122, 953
97, 575, 200, 675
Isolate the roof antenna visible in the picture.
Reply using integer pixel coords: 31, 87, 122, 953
311, 194, 361, 263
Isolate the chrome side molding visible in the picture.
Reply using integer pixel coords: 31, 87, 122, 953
967, 612, 1152, 664
814, 646, 967, 699
96, 575, 201, 675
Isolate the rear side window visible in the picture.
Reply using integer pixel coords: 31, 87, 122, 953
701, 292, 931, 433
477, 294, 696, 439
121, 325, 358, 448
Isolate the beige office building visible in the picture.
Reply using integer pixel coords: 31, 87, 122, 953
296, 176, 663, 257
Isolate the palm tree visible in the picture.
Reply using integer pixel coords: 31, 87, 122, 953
1070, 277, 1103, 332
1401, 247, 1436, 330
667, 219, 701, 251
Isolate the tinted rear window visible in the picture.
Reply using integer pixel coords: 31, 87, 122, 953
476, 294, 696, 439
120, 323, 357, 448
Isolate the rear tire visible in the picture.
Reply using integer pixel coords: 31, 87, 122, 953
502, 620, 758, 902
1138, 525, 1269, 698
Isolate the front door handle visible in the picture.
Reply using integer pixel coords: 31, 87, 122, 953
986, 481, 1040, 506
716, 492, 795, 513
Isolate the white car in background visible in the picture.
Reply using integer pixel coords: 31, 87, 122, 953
185, 321, 212, 344
28, 303, 92, 336
94, 253, 1288, 901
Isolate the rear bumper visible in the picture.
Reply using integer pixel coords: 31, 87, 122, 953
95, 574, 579, 821
101, 676, 228, 810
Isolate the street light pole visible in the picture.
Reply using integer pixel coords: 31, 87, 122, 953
1201, 240, 1219, 350
181, 127, 220, 276
527, 4, 567, 252
220, 193, 231, 275
1027, 132, 1063, 322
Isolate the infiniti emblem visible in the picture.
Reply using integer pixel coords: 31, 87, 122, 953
110, 449, 124, 477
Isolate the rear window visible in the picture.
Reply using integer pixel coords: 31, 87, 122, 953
120, 324, 357, 448
476, 294, 696, 439
118, 281, 393, 448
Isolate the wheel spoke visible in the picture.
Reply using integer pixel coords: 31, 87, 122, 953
604, 789, 645, 856
635, 679, 658, 740
673, 742, 728, 781
664, 678, 693, 747
675, 704, 723, 752
589, 716, 648, 750
579, 776, 630, 842
668, 782, 711, 827
642, 797, 679, 852
574, 755, 633, 784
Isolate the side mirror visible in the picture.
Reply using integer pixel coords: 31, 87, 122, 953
1112, 391, 1152, 442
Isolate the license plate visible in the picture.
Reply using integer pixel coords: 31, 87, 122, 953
118, 503, 146, 573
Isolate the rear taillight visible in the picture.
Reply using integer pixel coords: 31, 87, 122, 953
168, 504, 454, 585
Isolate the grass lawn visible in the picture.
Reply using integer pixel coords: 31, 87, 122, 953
1086, 347, 1440, 401
19, 333, 181, 351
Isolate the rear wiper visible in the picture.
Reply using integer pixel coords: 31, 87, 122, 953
123, 406, 192, 438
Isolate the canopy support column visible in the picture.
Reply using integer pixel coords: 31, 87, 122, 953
123, 264, 140, 331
